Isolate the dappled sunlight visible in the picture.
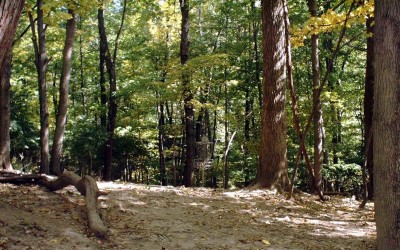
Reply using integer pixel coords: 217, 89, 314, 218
95, 183, 375, 249
0, 182, 375, 249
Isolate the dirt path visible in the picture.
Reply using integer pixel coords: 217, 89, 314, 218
0, 183, 375, 249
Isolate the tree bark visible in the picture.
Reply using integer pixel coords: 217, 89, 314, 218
373, 1, 400, 248
37, 0, 50, 174
0, 54, 12, 171
251, 1, 262, 109
0, 0, 25, 170
50, 9, 76, 175
256, 0, 289, 190
158, 101, 167, 186
78, 19, 87, 116
0, 0, 24, 70
364, 14, 374, 200
308, 0, 323, 193
180, 0, 195, 187
98, 0, 126, 181
282, 0, 324, 200
29, 0, 50, 174
97, 4, 116, 181
99, 28, 107, 128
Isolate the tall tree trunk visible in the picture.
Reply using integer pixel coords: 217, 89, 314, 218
37, 0, 50, 174
97, 0, 126, 181
78, 19, 87, 116
223, 76, 229, 189
374, 1, 400, 248
256, 0, 289, 190
158, 101, 167, 186
308, 0, 323, 193
180, 0, 195, 187
99, 35, 107, 128
50, 9, 76, 175
0, 54, 12, 170
0, 0, 25, 170
251, 1, 262, 109
29, 0, 50, 174
364, 14, 374, 200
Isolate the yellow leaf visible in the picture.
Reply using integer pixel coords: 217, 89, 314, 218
262, 239, 271, 246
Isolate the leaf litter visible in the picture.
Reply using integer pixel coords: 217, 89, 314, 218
0, 182, 375, 249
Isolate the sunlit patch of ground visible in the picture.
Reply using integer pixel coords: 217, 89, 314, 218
0, 182, 375, 249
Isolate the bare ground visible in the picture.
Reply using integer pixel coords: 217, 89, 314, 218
0, 182, 376, 249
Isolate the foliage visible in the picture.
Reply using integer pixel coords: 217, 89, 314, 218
291, 0, 374, 47
7, 0, 372, 194
323, 163, 363, 197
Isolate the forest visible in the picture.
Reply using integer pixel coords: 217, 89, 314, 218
0, 0, 399, 249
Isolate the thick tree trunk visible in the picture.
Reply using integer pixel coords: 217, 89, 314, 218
308, 0, 323, 193
50, 9, 76, 175
0, 0, 24, 69
0, 0, 25, 170
256, 0, 289, 190
0, 55, 12, 170
364, 15, 374, 200
180, 0, 195, 187
373, 1, 400, 248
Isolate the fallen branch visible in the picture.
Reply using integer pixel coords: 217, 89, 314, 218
0, 170, 107, 238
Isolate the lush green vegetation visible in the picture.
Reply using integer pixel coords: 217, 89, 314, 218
9, 0, 372, 194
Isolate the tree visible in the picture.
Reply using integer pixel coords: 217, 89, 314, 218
98, 0, 127, 181
255, 0, 289, 189
308, 0, 324, 193
180, 0, 195, 187
364, 11, 374, 200
29, 0, 50, 174
50, 8, 76, 175
0, 0, 25, 170
374, 1, 400, 248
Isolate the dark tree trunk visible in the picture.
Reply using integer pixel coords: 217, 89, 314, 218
29, 0, 50, 174
0, 0, 25, 170
50, 9, 76, 175
180, 0, 195, 187
364, 14, 374, 200
223, 77, 229, 189
251, 1, 262, 109
158, 101, 167, 186
37, 0, 50, 174
0, 55, 12, 170
308, 0, 323, 193
99, 36, 107, 128
374, 1, 400, 248
78, 19, 87, 116
98, 0, 126, 181
256, 0, 289, 190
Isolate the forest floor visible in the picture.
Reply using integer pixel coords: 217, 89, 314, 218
0, 182, 376, 250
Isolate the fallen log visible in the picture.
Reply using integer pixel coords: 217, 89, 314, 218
0, 170, 107, 238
